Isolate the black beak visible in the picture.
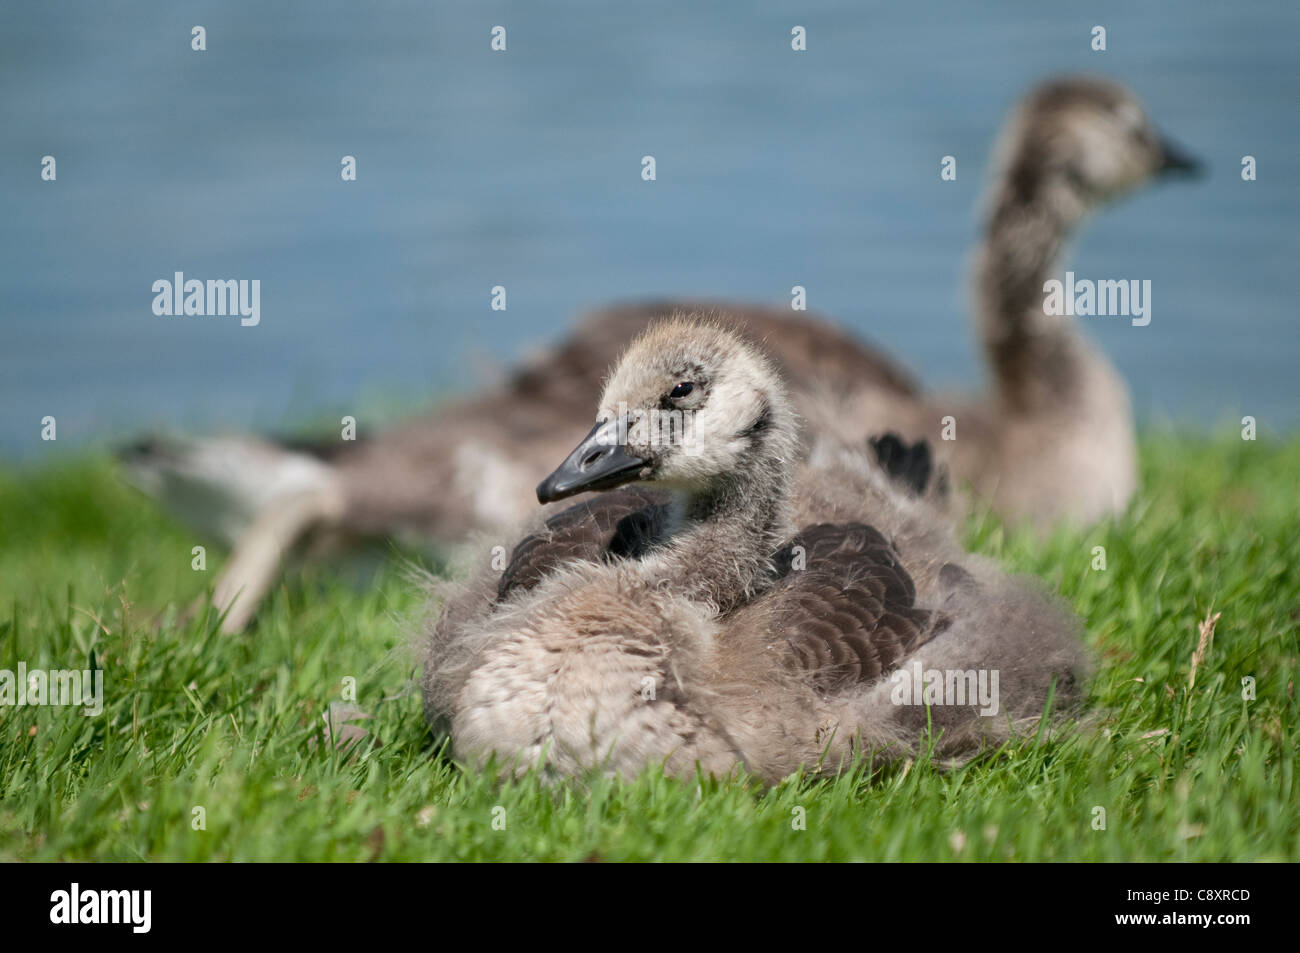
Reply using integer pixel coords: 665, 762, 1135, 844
536, 419, 650, 505
1157, 136, 1203, 178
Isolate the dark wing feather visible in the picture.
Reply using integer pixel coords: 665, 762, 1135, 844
868, 432, 935, 497
496, 487, 670, 601
764, 523, 947, 691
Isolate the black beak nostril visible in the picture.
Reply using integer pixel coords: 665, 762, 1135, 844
536, 419, 648, 505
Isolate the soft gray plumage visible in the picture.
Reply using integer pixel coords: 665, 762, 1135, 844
422, 316, 1089, 782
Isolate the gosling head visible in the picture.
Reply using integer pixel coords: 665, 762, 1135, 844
1002, 76, 1201, 213
536, 315, 795, 504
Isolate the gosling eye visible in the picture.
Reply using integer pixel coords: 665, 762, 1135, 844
669, 382, 695, 400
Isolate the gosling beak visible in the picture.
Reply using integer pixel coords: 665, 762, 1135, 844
1157, 136, 1203, 178
536, 419, 650, 504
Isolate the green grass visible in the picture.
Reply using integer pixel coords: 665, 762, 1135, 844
1, 435, 1297, 861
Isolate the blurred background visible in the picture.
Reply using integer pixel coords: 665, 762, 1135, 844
2, 0, 1296, 460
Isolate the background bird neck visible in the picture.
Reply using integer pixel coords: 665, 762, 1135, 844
974, 183, 1095, 414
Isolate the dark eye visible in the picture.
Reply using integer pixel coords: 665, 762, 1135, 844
669, 382, 695, 400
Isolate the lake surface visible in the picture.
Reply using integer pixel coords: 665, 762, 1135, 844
2, 0, 1297, 459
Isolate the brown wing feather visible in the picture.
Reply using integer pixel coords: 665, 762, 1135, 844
763, 523, 947, 690
496, 487, 670, 601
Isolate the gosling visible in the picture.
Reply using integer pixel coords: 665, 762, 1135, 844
422, 316, 1089, 782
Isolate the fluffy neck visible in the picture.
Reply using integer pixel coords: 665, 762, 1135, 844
975, 170, 1096, 413
645, 428, 795, 613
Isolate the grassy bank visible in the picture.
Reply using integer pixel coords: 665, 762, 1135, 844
0, 435, 1297, 861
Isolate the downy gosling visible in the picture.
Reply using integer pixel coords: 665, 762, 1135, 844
422, 316, 1089, 782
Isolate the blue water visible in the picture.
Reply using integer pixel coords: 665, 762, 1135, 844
2, 1, 1297, 459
